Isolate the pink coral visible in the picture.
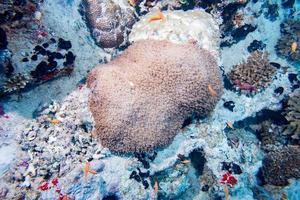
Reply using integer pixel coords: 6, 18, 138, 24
88, 40, 223, 153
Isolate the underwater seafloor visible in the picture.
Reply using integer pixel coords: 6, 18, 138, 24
0, 0, 300, 199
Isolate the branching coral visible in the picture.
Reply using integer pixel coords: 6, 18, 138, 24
276, 20, 300, 62
82, 0, 137, 49
261, 146, 300, 186
2, 73, 31, 93
282, 89, 300, 140
228, 51, 277, 94
88, 40, 223, 153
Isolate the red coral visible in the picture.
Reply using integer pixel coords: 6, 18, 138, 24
38, 182, 49, 191
52, 178, 59, 186
220, 172, 237, 187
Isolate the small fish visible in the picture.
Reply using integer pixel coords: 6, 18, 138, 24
181, 160, 190, 164
148, 11, 165, 22
291, 41, 297, 53
153, 177, 159, 193
51, 119, 61, 125
128, 0, 137, 6
224, 185, 230, 200
208, 84, 218, 97
226, 122, 234, 129
84, 161, 97, 181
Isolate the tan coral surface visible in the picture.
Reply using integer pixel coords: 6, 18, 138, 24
88, 40, 223, 153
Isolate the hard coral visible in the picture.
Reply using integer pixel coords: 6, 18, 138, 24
276, 20, 300, 62
282, 89, 300, 140
88, 40, 223, 153
261, 146, 300, 186
228, 51, 276, 94
82, 0, 137, 49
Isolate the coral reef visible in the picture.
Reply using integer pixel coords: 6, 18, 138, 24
228, 51, 277, 94
129, 9, 220, 54
282, 89, 300, 140
88, 40, 223, 153
261, 146, 300, 186
276, 20, 300, 62
1, 73, 31, 94
82, 0, 137, 49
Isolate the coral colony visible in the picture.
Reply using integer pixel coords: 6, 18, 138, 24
0, 0, 300, 200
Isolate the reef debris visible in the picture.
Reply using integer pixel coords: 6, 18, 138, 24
88, 39, 223, 153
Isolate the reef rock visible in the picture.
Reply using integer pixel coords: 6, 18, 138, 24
129, 9, 220, 54
82, 0, 137, 49
88, 40, 223, 153
261, 146, 300, 186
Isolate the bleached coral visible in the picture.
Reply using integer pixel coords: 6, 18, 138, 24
88, 40, 223, 153
129, 9, 220, 55
228, 51, 277, 93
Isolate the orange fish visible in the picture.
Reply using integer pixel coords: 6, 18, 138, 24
224, 185, 230, 200
208, 84, 218, 97
51, 119, 61, 125
62, 195, 69, 200
128, 0, 137, 6
291, 41, 297, 53
148, 11, 165, 22
84, 162, 97, 181
153, 178, 159, 193
226, 122, 234, 129
181, 160, 191, 164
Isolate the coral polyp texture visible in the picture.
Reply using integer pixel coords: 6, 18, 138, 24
82, 0, 137, 48
261, 146, 300, 186
228, 51, 276, 94
88, 40, 223, 153
282, 89, 300, 140
276, 20, 300, 62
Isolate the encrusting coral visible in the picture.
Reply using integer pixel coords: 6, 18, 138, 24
282, 89, 300, 140
82, 0, 137, 49
261, 146, 300, 186
228, 51, 277, 94
88, 40, 223, 153
276, 20, 300, 62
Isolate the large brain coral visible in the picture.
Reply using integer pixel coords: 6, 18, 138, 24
82, 0, 137, 48
88, 40, 223, 153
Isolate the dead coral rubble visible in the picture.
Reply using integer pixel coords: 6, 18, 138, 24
228, 51, 277, 94
88, 40, 223, 153
82, 0, 137, 49
276, 20, 300, 62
